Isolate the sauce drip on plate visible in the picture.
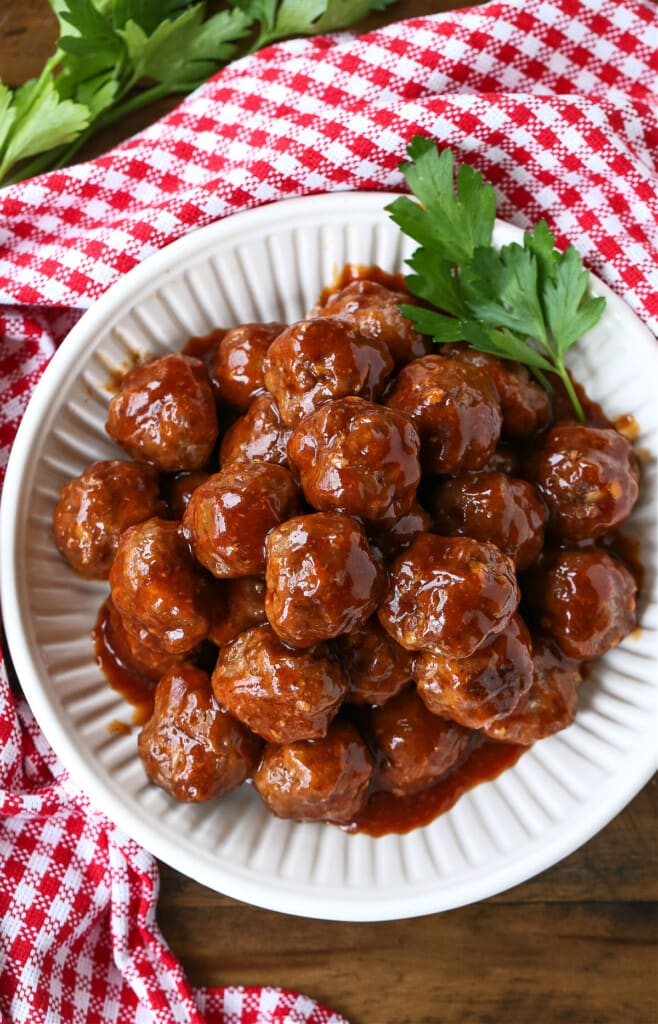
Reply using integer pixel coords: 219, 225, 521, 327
346, 737, 525, 836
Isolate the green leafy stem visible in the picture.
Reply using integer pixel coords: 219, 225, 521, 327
386, 138, 606, 421
0, 0, 396, 187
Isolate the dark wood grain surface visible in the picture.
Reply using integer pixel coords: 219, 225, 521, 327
2, 3, 656, 1021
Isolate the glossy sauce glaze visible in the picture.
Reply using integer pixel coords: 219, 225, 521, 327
94, 597, 525, 835
54, 260, 643, 834
347, 736, 524, 836
93, 600, 156, 726
313, 264, 410, 310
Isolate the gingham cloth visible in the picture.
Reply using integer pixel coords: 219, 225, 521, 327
1, 0, 656, 1021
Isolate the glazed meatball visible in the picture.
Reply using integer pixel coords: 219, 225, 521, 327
253, 721, 374, 824
532, 424, 639, 540
53, 459, 164, 579
138, 665, 261, 802
369, 687, 471, 796
524, 549, 637, 660
103, 597, 183, 680
379, 533, 520, 659
431, 472, 547, 571
265, 513, 386, 648
106, 353, 218, 471
414, 614, 533, 731
386, 355, 502, 474
207, 321, 285, 412
166, 470, 210, 519
335, 616, 414, 705
485, 637, 582, 745
110, 518, 210, 654
368, 501, 433, 561
219, 393, 291, 469
287, 397, 421, 523
263, 319, 394, 426
442, 343, 550, 438
182, 463, 300, 578
208, 576, 267, 647
211, 624, 348, 743
314, 277, 431, 368
481, 444, 522, 476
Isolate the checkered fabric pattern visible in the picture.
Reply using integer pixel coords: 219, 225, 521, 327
0, 0, 656, 1020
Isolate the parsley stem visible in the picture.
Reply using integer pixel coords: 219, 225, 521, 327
94, 83, 185, 127
556, 365, 585, 423
2, 148, 64, 185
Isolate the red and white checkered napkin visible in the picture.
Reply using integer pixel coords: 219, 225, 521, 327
1, 0, 656, 1020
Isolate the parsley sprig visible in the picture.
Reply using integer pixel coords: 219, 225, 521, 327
386, 137, 606, 421
0, 0, 395, 187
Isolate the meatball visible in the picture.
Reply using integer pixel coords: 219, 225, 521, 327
369, 687, 471, 796
481, 444, 522, 476
53, 459, 164, 579
335, 616, 414, 705
486, 637, 582, 745
431, 472, 546, 571
414, 614, 533, 731
378, 533, 520, 659
368, 501, 433, 561
207, 321, 285, 412
103, 597, 183, 680
109, 518, 210, 654
263, 318, 394, 426
253, 721, 374, 824
106, 353, 218, 471
287, 397, 421, 523
138, 665, 261, 802
208, 576, 267, 647
182, 463, 300, 578
166, 470, 210, 519
211, 624, 348, 743
442, 343, 550, 438
523, 549, 637, 660
219, 393, 291, 469
532, 424, 639, 540
314, 278, 431, 368
386, 355, 502, 474
265, 512, 386, 648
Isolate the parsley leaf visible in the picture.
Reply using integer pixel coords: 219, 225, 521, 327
462, 243, 551, 350
386, 139, 496, 264
230, 0, 279, 34
119, 6, 252, 88
57, 0, 124, 61
388, 137, 606, 421
0, 85, 17, 154
250, 0, 383, 48
404, 248, 469, 319
1, 0, 396, 187
544, 244, 606, 356
0, 79, 89, 182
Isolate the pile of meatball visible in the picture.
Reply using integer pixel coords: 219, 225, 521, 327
53, 270, 640, 829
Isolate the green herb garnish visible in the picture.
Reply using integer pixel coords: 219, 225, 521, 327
0, 0, 396, 187
386, 136, 606, 421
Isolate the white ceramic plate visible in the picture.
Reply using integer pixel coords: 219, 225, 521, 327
2, 194, 657, 922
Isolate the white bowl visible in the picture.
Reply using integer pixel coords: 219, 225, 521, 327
2, 193, 657, 921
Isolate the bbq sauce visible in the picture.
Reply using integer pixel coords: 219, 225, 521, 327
314, 263, 409, 308
182, 327, 226, 360
93, 600, 155, 726
346, 736, 525, 836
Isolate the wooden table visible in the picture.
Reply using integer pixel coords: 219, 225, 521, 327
2, 3, 656, 1021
